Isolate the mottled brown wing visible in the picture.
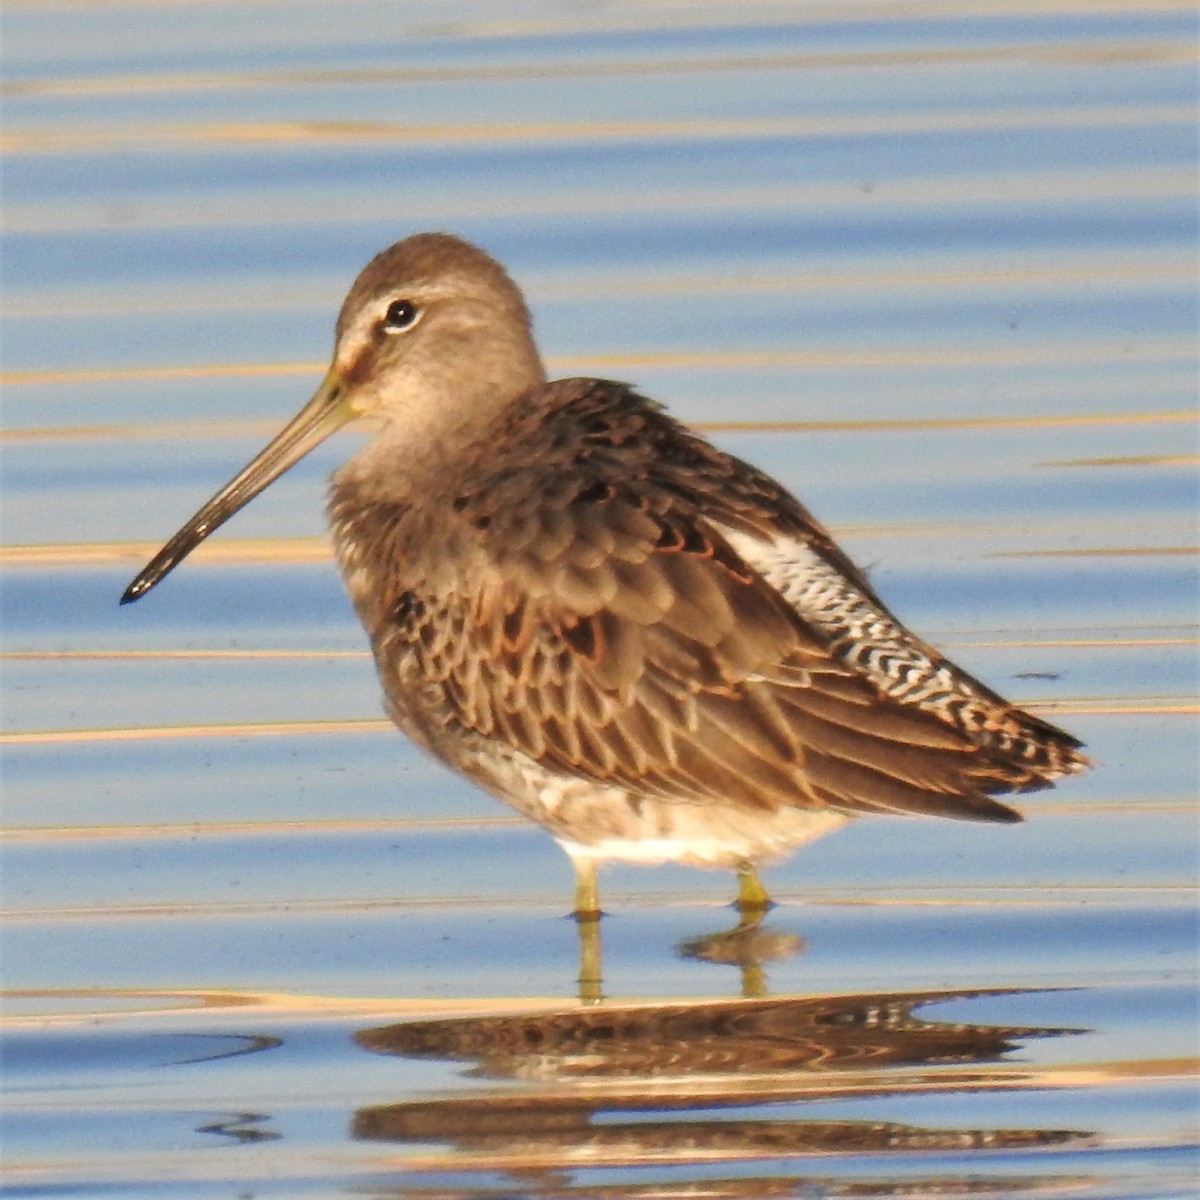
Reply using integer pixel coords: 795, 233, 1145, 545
351, 379, 1086, 821
382, 491, 1032, 824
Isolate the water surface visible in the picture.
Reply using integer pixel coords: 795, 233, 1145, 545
2, 2, 1197, 1197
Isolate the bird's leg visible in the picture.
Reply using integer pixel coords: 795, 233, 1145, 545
575, 912, 603, 1006
572, 858, 604, 1005
573, 858, 601, 920
733, 873, 770, 999
735, 864, 773, 916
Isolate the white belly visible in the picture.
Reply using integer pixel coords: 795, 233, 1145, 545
552, 800, 848, 870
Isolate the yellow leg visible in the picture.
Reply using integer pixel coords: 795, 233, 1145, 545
735, 865, 772, 914
740, 960, 767, 1000
571, 858, 603, 1004
575, 911, 603, 1006
572, 858, 601, 919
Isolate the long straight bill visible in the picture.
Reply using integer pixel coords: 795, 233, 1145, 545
121, 370, 352, 604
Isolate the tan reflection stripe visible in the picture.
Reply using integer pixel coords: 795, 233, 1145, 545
0, 990, 572, 1027
990, 547, 1197, 557
5, 420, 293, 442
2, 817, 523, 842
3, 409, 1196, 443
4, 340, 1194, 388
703, 412, 1199, 433
1043, 454, 1200, 468
0, 719, 392, 745
1040, 700, 1199, 714
3, 894, 1192, 930
4, 528, 1193, 569
0, 537, 1185, 568
585, 261, 1196, 296
0, 649, 370, 660
2, 102, 1190, 156
5, 42, 1191, 101
2, 636, 1193, 662
943, 637, 1197, 648
441, 5, 1200, 38
4, 257, 1190, 315
0, 538, 330, 567
1, 362, 324, 386
4, 802, 1193, 843
2, 701, 1190, 746
564, 345, 1195, 370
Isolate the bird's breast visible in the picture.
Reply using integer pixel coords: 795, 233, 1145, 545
328, 477, 423, 630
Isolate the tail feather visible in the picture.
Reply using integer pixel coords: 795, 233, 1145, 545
715, 523, 1091, 790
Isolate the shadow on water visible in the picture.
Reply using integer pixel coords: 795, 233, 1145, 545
351, 985, 1092, 1191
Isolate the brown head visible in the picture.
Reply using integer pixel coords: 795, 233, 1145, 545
332, 234, 544, 434
121, 233, 546, 603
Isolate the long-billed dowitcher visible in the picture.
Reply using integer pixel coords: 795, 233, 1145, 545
123, 233, 1088, 924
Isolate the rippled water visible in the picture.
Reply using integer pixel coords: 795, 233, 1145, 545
2, 3, 1197, 1197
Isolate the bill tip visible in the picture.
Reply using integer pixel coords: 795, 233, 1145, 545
120, 579, 147, 605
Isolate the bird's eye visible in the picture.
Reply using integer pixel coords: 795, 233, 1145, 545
382, 299, 420, 332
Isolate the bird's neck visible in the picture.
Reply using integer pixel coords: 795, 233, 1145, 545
336, 375, 542, 507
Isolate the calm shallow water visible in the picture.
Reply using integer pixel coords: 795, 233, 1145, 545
2, 2, 1197, 1197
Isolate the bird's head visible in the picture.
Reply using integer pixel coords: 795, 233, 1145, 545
121, 234, 544, 604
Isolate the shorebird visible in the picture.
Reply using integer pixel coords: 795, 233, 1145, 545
123, 233, 1089, 927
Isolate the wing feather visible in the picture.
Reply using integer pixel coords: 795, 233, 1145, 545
353, 380, 1086, 823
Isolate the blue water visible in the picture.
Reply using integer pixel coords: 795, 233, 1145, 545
2, 3, 1196, 1197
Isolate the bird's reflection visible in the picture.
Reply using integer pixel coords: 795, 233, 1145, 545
677, 906, 804, 999
355, 987, 1080, 1082
580, 897, 802, 1004
352, 986, 1091, 1188
357, 1170, 1090, 1199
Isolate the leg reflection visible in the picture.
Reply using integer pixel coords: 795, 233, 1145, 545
680, 875, 803, 998
569, 865, 801, 1004
575, 910, 604, 1006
